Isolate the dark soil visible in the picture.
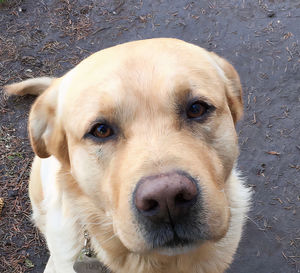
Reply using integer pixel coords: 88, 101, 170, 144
0, 0, 299, 272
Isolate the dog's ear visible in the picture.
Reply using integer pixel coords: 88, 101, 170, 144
5, 77, 69, 163
210, 53, 243, 124
4, 77, 55, 96
28, 80, 69, 163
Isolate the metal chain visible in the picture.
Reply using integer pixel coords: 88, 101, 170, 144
83, 229, 93, 257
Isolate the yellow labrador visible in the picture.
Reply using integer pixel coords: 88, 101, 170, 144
5, 38, 251, 273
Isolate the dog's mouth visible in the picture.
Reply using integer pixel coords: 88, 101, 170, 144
143, 221, 204, 256
140, 215, 209, 253
156, 232, 199, 255
158, 242, 198, 256
161, 236, 192, 248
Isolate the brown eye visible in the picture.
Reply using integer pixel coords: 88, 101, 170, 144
187, 101, 208, 119
91, 124, 113, 138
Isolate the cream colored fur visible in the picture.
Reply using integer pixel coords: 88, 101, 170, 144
5, 38, 251, 273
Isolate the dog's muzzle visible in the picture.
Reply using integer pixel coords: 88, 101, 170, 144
132, 171, 210, 250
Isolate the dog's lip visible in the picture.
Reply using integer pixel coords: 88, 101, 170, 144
148, 225, 201, 250
158, 237, 194, 248
151, 228, 207, 256
156, 240, 200, 256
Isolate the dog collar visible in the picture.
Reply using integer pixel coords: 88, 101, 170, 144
73, 230, 111, 273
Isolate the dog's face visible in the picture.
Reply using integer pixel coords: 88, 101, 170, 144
28, 39, 243, 255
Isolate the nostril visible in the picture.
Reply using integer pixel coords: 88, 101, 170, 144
175, 193, 186, 205
175, 191, 196, 206
144, 199, 159, 212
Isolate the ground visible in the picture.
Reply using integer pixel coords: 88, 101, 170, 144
0, 0, 299, 272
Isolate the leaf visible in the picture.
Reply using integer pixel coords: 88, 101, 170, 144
0, 198, 4, 216
25, 258, 34, 268
266, 151, 280, 156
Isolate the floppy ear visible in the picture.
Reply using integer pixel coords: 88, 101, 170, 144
5, 77, 69, 163
28, 80, 69, 163
210, 53, 243, 124
4, 77, 55, 96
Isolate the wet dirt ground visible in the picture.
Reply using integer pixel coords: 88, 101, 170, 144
0, 0, 299, 272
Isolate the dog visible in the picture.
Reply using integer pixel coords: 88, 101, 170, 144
5, 38, 251, 273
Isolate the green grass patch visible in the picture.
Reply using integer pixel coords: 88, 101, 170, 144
7, 152, 24, 160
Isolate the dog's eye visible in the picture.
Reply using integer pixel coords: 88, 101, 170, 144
187, 101, 209, 119
90, 123, 114, 139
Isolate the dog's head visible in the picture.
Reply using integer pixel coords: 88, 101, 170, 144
21, 39, 244, 255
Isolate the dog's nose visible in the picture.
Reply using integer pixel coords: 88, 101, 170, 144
134, 171, 198, 222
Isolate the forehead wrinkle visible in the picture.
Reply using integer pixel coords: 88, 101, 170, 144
111, 63, 166, 119
78, 90, 140, 136
169, 72, 224, 108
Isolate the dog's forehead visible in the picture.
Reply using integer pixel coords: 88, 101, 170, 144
58, 39, 226, 125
